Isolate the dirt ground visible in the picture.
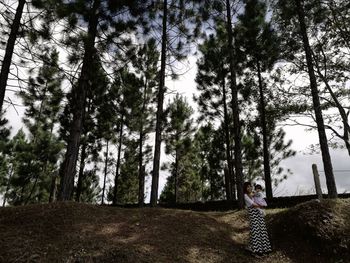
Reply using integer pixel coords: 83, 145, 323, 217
0, 199, 349, 263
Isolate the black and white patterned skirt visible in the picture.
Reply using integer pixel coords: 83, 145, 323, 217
247, 207, 272, 254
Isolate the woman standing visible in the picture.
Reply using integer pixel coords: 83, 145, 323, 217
244, 181, 272, 256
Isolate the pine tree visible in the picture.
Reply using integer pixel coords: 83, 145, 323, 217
195, 27, 235, 200
308, 1, 350, 156
58, 0, 148, 200
236, 0, 280, 199
109, 68, 146, 205
15, 48, 64, 204
112, 138, 139, 204
191, 124, 214, 201
274, 0, 338, 198
148, 0, 203, 206
5, 129, 34, 205
197, 0, 245, 207
162, 94, 196, 203
130, 39, 159, 206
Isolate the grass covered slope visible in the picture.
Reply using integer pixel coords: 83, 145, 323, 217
0, 199, 349, 262
267, 199, 350, 261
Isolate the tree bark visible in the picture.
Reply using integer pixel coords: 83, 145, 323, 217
75, 141, 87, 202
295, 0, 337, 198
75, 99, 91, 202
138, 166, 145, 206
257, 60, 273, 199
101, 139, 109, 205
150, 0, 168, 207
225, 0, 244, 208
138, 80, 148, 207
58, 0, 101, 201
0, 0, 25, 112
113, 117, 124, 205
174, 147, 179, 203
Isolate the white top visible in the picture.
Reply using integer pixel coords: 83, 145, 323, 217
244, 193, 255, 208
253, 192, 267, 207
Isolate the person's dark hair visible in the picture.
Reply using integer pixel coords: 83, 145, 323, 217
243, 182, 251, 194
255, 184, 263, 190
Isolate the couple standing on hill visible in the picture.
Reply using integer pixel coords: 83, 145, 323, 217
243, 181, 272, 257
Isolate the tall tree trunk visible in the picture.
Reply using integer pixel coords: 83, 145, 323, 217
101, 140, 109, 205
295, 0, 337, 198
75, 142, 87, 202
222, 72, 235, 200
138, 135, 145, 206
225, 0, 244, 208
138, 130, 145, 206
113, 117, 124, 205
257, 60, 273, 199
0, 0, 25, 112
138, 80, 148, 207
150, 0, 168, 207
58, 0, 101, 201
174, 147, 179, 203
75, 99, 91, 202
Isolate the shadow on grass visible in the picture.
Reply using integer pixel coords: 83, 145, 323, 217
0, 203, 251, 263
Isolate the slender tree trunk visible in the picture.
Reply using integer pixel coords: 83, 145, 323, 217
295, 0, 337, 198
224, 166, 230, 200
58, 0, 101, 201
174, 148, 179, 203
0, 0, 25, 112
75, 99, 91, 202
151, 0, 168, 207
48, 174, 57, 203
101, 140, 109, 205
138, 80, 148, 207
226, 0, 244, 208
138, 131, 145, 206
222, 71, 234, 201
113, 117, 124, 205
257, 60, 273, 199
75, 142, 87, 202
138, 166, 145, 206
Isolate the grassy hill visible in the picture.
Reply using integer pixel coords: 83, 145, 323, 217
0, 199, 349, 263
